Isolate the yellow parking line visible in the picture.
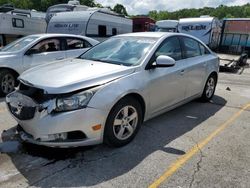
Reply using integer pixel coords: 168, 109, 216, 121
149, 102, 250, 188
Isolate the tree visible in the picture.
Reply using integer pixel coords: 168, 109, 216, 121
148, 3, 250, 20
80, 0, 96, 7
113, 4, 128, 16
0, 0, 97, 11
148, 10, 158, 20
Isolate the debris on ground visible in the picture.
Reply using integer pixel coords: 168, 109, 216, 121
219, 53, 248, 73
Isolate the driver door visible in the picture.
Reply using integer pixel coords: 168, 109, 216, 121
145, 37, 188, 116
23, 38, 66, 70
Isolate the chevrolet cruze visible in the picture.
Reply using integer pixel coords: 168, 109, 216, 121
6, 32, 219, 147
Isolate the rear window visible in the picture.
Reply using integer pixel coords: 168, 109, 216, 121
199, 43, 210, 55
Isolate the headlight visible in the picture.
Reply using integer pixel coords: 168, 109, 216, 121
55, 89, 95, 112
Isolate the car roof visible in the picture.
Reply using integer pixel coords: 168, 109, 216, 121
118, 32, 197, 40
119, 32, 172, 38
25, 33, 99, 45
28, 33, 89, 39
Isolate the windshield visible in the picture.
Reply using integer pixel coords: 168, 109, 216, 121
1, 36, 39, 52
80, 37, 157, 66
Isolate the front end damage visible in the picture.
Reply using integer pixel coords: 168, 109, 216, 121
6, 83, 107, 148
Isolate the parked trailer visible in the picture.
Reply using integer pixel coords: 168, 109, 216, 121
0, 5, 46, 46
219, 18, 250, 55
46, 0, 88, 23
47, 9, 132, 42
156, 20, 178, 32
178, 17, 221, 49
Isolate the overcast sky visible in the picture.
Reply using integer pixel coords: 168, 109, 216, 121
95, 0, 250, 15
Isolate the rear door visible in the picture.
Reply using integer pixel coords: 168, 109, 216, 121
64, 37, 93, 58
23, 37, 66, 70
179, 36, 208, 98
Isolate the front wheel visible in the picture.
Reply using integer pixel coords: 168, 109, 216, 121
200, 74, 217, 102
0, 70, 16, 96
104, 97, 143, 147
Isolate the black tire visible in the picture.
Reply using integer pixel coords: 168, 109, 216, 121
200, 73, 217, 102
0, 70, 16, 96
104, 97, 143, 147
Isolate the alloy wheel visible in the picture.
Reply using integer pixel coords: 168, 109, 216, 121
205, 77, 215, 98
113, 105, 138, 140
1, 73, 15, 94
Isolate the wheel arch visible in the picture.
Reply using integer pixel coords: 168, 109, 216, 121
107, 92, 147, 123
0, 67, 20, 80
122, 93, 146, 121
208, 71, 218, 82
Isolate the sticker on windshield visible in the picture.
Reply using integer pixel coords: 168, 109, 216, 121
137, 39, 155, 44
24, 39, 34, 42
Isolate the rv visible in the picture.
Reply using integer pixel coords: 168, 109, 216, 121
156, 20, 179, 32
0, 5, 46, 46
178, 17, 221, 49
46, 0, 88, 23
219, 18, 250, 55
47, 8, 132, 42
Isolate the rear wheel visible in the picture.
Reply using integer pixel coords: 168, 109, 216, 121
0, 70, 16, 96
200, 74, 217, 102
104, 97, 142, 147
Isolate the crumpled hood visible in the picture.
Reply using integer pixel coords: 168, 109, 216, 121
19, 58, 135, 94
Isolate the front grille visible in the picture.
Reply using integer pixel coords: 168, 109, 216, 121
6, 91, 38, 120
7, 84, 57, 120
19, 83, 55, 104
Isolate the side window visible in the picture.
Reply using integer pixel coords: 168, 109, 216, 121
199, 43, 210, 55
155, 37, 182, 61
182, 37, 201, 58
98, 25, 107, 37
66, 38, 92, 50
30, 38, 60, 54
12, 18, 24, 28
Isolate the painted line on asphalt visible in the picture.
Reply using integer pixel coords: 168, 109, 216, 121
149, 102, 250, 188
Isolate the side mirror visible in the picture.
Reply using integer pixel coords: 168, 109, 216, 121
155, 55, 176, 68
25, 49, 39, 56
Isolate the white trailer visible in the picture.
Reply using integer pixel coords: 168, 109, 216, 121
46, 0, 88, 23
47, 8, 132, 42
0, 5, 46, 46
178, 17, 221, 49
156, 20, 178, 32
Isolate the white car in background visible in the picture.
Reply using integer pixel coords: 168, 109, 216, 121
0, 34, 99, 96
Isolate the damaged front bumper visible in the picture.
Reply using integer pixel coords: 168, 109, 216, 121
6, 91, 107, 148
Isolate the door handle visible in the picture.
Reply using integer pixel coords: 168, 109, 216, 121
180, 70, 185, 75
56, 57, 64, 60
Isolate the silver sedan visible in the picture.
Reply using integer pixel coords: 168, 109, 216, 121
6, 32, 219, 147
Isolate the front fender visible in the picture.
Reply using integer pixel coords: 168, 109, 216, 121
0, 56, 22, 74
88, 71, 149, 118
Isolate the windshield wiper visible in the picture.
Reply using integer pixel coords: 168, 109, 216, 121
81, 57, 127, 66
100, 59, 125, 65
80, 57, 102, 62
